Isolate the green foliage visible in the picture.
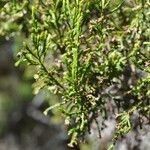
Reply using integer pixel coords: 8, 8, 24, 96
1, 0, 150, 149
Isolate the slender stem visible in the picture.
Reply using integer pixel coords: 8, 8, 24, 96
39, 59, 64, 90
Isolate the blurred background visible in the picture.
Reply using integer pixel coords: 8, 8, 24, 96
0, 37, 73, 150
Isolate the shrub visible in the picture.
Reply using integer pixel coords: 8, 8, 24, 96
1, 0, 150, 149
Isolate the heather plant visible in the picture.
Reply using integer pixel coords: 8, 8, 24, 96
1, 0, 150, 149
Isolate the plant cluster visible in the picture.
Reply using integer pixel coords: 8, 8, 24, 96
1, 0, 150, 149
